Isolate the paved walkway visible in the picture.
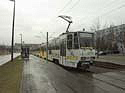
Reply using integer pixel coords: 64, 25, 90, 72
22, 55, 57, 93
22, 55, 125, 93
0, 53, 20, 66
95, 55, 125, 65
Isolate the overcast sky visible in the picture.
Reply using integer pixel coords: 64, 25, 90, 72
0, 0, 125, 45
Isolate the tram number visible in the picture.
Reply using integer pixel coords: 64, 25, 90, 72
66, 56, 78, 60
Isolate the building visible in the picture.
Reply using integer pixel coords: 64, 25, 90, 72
0, 45, 11, 55
96, 24, 125, 54
14, 43, 41, 51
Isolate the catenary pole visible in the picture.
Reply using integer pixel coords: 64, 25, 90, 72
20, 34, 22, 56
10, 0, 16, 61
20, 34, 22, 49
46, 32, 48, 63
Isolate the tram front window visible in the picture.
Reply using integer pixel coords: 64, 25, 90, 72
79, 33, 93, 48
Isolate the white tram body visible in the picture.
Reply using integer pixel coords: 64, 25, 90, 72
40, 31, 96, 69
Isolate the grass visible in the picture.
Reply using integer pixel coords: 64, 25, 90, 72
0, 53, 9, 56
97, 55, 125, 62
0, 56, 23, 93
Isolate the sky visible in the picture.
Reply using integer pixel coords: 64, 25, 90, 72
0, 0, 125, 45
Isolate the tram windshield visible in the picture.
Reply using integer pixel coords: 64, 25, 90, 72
79, 33, 94, 48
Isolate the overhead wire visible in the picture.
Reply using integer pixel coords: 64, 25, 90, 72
51, 0, 81, 35
32, 0, 74, 43
39, 0, 74, 39
42, 0, 125, 37
90, 3, 125, 30
57, 0, 73, 14
77, 0, 125, 29
66, 0, 80, 13
99, 4, 125, 17
100, 0, 119, 11
97, 0, 124, 17
84, 0, 124, 19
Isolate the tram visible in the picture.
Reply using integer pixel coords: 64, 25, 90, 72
40, 31, 96, 69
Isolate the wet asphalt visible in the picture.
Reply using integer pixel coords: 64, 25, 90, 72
22, 55, 125, 93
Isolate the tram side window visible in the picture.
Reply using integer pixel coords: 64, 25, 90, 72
48, 44, 52, 54
49, 50, 52, 54
55, 39, 60, 50
67, 34, 72, 49
60, 39, 66, 56
74, 32, 79, 49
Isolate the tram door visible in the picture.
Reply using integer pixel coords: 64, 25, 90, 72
60, 39, 66, 64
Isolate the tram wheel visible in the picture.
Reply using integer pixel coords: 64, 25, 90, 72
53, 59, 59, 64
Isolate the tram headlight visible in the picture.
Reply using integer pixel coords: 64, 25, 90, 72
81, 57, 86, 60
91, 57, 95, 59
81, 57, 90, 61
81, 57, 95, 61
91, 57, 95, 60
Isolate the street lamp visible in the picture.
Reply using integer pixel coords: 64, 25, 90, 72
35, 35, 43, 57
58, 15, 73, 32
19, 34, 22, 48
19, 34, 22, 55
10, 0, 16, 61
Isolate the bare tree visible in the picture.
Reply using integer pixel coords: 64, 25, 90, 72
118, 31, 125, 55
90, 18, 102, 58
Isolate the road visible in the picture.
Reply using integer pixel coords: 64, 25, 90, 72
22, 55, 125, 93
0, 53, 20, 66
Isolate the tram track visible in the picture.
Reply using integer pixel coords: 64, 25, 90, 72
26, 55, 125, 93
98, 72, 125, 82
88, 66, 125, 90
94, 61, 125, 70
64, 65, 125, 92
32, 55, 125, 91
